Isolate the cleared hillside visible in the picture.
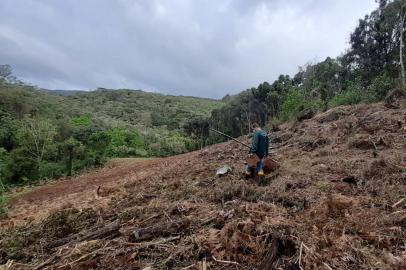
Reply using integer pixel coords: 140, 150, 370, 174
0, 99, 405, 269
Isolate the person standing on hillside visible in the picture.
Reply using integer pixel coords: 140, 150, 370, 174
245, 123, 269, 177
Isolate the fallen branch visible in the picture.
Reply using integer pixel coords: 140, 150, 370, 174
47, 220, 120, 250
132, 213, 162, 226
34, 255, 59, 270
200, 215, 217, 226
129, 218, 190, 242
323, 262, 333, 270
371, 140, 378, 151
115, 236, 180, 248
302, 242, 310, 251
181, 264, 196, 270
389, 210, 406, 216
392, 198, 405, 208
202, 258, 207, 270
57, 252, 93, 269
2, 256, 58, 270
298, 242, 303, 270
212, 255, 239, 265
6, 260, 13, 268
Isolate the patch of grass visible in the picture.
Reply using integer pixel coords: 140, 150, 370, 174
0, 180, 7, 216
0, 194, 8, 217
0, 185, 40, 217
315, 181, 332, 192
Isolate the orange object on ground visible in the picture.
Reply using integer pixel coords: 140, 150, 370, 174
245, 155, 280, 174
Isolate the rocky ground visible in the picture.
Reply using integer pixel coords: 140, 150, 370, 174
0, 99, 405, 270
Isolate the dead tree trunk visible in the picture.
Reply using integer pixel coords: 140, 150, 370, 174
242, 108, 251, 135
46, 220, 120, 249
400, 10, 406, 89
129, 218, 190, 242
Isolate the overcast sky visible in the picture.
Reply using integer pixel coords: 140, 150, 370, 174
0, 0, 377, 98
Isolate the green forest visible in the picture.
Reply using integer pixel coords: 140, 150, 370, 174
1, 0, 406, 203
0, 69, 223, 194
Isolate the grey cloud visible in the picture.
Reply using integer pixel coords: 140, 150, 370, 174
0, 0, 377, 98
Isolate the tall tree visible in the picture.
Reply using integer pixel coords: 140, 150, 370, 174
61, 137, 83, 176
343, 0, 406, 87
16, 118, 57, 171
398, 1, 406, 87
0, 65, 16, 84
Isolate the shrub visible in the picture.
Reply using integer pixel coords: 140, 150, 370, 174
367, 73, 397, 100
135, 148, 149, 157
0, 148, 9, 182
280, 90, 320, 121
328, 87, 364, 107
38, 162, 66, 179
328, 78, 380, 108
0, 148, 7, 215
7, 148, 38, 184
106, 128, 144, 157
0, 193, 7, 216
71, 115, 93, 128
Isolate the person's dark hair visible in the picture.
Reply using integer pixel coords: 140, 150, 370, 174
251, 123, 260, 129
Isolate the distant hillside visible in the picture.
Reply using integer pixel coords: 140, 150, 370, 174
64, 89, 223, 130
43, 89, 86, 96
1, 86, 223, 130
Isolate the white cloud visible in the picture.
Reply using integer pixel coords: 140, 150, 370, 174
0, 0, 377, 98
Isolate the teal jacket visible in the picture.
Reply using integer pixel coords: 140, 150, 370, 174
249, 130, 269, 157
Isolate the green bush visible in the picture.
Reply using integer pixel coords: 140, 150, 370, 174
279, 90, 320, 121
0, 193, 6, 216
108, 145, 137, 157
280, 90, 305, 121
82, 149, 107, 167
367, 73, 396, 100
328, 87, 364, 107
106, 128, 144, 157
0, 111, 17, 151
7, 148, 38, 184
328, 78, 380, 108
0, 147, 8, 181
38, 162, 66, 179
71, 115, 93, 128
0, 148, 8, 215
135, 148, 149, 157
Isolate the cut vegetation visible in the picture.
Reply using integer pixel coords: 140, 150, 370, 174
0, 99, 405, 269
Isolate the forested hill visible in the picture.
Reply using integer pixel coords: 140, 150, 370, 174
0, 84, 222, 131
0, 78, 223, 185
64, 89, 222, 130
44, 89, 85, 96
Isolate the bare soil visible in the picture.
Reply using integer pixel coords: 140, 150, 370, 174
0, 100, 405, 270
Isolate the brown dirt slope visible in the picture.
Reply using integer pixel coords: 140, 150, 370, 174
0, 100, 405, 270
